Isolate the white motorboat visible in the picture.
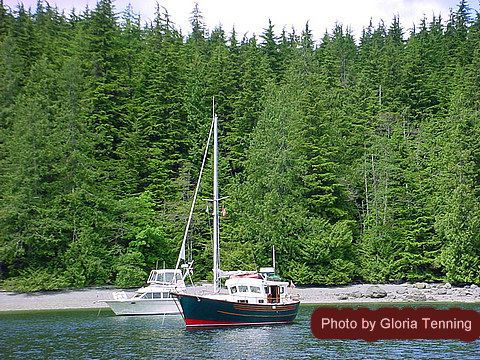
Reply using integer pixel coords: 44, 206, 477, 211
103, 268, 187, 316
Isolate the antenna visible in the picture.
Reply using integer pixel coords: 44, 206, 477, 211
273, 245, 276, 270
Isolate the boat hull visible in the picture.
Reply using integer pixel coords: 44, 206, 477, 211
173, 293, 299, 327
104, 299, 181, 316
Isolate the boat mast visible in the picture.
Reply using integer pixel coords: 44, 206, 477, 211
175, 113, 214, 272
212, 97, 220, 293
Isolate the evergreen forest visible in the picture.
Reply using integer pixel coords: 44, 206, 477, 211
1, 0, 480, 291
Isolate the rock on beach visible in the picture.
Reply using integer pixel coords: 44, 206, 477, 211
295, 283, 480, 304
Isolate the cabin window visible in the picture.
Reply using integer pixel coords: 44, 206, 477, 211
164, 272, 175, 283
153, 293, 161, 299
280, 287, 285, 294
258, 300, 264, 303
250, 286, 261, 293
230, 286, 237, 294
141, 293, 153, 299
162, 292, 170, 298
238, 300, 248, 303
238, 285, 248, 292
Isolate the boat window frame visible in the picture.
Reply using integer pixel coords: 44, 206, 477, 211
238, 285, 249, 293
250, 286, 261, 294
164, 272, 176, 283
149, 270, 182, 283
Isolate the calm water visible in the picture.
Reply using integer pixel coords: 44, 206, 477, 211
1, 304, 479, 359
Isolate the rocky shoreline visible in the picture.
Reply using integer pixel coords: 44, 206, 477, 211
0, 282, 479, 312
296, 283, 480, 304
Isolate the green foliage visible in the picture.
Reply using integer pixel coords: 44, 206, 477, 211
114, 251, 148, 287
432, 92, 480, 283
1, 266, 69, 292
289, 219, 356, 284
1, 1, 480, 290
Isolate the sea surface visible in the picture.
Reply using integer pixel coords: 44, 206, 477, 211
1, 303, 479, 359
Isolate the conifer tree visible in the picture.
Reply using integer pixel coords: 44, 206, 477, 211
2, 0, 480, 289
260, 19, 282, 78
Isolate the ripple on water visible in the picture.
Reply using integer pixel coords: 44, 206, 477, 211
0, 304, 479, 359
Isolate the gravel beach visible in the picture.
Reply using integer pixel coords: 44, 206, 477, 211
1, 282, 479, 312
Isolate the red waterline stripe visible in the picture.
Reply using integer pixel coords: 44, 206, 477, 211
185, 319, 236, 326
184, 318, 293, 327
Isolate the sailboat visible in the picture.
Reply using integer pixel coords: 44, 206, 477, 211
172, 101, 300, 328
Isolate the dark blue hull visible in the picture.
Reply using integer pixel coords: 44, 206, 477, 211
172, 293, 300, 327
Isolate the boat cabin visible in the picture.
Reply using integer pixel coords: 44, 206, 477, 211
147, 269, 183, 285
225, 273, 290, 305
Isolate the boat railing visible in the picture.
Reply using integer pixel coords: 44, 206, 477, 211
113, 291, 128, 300
288, 292, 301, 302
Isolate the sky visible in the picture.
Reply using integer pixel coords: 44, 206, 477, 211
3, 0, 480, 40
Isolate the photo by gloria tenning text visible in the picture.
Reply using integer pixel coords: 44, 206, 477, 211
311, 307, 480, 342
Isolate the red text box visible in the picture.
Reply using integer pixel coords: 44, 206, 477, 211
311, 307, 480, 342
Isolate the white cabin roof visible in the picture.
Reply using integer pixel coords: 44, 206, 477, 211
225, 274, 289, 287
